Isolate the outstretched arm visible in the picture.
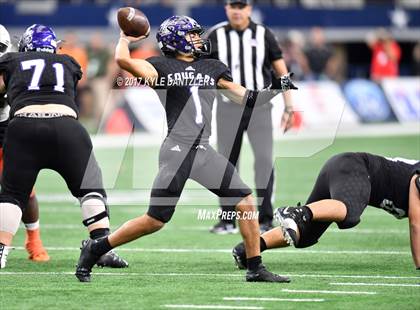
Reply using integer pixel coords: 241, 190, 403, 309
408, 174, 420, 269
217, 73, 297, 106
115, 32, 158, 84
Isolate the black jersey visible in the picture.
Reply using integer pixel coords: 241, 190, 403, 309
146, 56, 232, 144
360, 153, 420, 218
0, 52, 82, 117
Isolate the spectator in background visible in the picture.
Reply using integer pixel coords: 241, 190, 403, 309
59, 32, 88, 86
282, 30, 306, 81
131, 40, 159, 60
413, 42, 420, 76
367, 28, 401, 81
302, 27, 333, 80
87, 33, 113, 123
59, 32, 92, 119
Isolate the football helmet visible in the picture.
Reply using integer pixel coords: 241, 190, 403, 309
0, 24, 11, 56
156, 16, 211, 57
18, 24, 58, 53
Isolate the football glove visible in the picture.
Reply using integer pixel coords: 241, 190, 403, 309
272, 72, 298, 92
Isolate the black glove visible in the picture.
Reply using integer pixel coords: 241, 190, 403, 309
272, 72, 298, 92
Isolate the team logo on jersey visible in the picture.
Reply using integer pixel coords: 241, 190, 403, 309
165, 71, 215, 87
185, 66, 195, 71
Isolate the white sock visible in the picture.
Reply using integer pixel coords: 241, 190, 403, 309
24, 220, 40, 231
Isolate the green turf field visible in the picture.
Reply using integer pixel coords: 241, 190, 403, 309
1, 134, 419, 310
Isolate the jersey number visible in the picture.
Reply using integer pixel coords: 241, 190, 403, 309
190, 86, 203, 124
21, 59, 65, 92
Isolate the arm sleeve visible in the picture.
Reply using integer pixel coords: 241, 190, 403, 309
265, 28, 283, 62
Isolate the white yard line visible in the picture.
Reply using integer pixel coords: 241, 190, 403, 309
27, 224, 407, 235
223, 297, 324, 302
163, 305, 263, 310
288, 274, 418, 280
89, 124, 420, 149
12, 246, 411, 256
1, 271, 419, 281
330, 282, 420, 288
280, 289, 376, 295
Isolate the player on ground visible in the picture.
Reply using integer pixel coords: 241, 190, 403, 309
0, 24, 128, 269
75, 15, 297, 283
0, 24, 49, 263
231, 152, 420, 271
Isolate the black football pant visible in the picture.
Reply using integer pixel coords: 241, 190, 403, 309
147, 137, 252, 223
296, 153, 371, 248
216, 100, 274, 225
0, 116, 105, 209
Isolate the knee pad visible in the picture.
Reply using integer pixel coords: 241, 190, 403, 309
0, 202, 22, 235
80, 192, 109, 227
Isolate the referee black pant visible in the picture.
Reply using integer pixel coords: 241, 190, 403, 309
217, 99, 274, 225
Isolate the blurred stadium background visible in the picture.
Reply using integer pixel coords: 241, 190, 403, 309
1, 0, 418, 138
1, 1, 420, 309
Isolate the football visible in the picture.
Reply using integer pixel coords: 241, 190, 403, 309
117, 7, 150, 38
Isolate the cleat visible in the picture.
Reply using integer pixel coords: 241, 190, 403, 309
96, 250, 129, 268
25, 229, 50, 262
210, 221, 238, 235
81, 240, 128, 269
274, 206, 310, 246
0, 244, 14, 269
259, 222, 274, 234
75, 239, 101, 282
232, 242, 247, 270
246, 264, 291, 283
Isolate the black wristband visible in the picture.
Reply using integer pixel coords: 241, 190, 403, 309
417, 267, 420, 270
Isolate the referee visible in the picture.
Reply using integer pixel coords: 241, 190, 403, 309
207, 0, 294, 234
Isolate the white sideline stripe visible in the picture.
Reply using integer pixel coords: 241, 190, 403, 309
281, 289, 377, 295
28, 224, 407, 235
330, 282, 420, 287
1, 271, 419, 281
12, 246, 411, 255
163, 305, 263, 310
223, 297, 324, 302
0, 271, 242, 277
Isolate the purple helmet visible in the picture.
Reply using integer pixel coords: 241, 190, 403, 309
18, 24, 58, 53
156, 16, 211, 57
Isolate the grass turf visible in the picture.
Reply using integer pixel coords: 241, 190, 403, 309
1, 134, 419, 309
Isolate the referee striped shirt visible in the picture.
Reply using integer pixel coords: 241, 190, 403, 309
206, 20, 283, 91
